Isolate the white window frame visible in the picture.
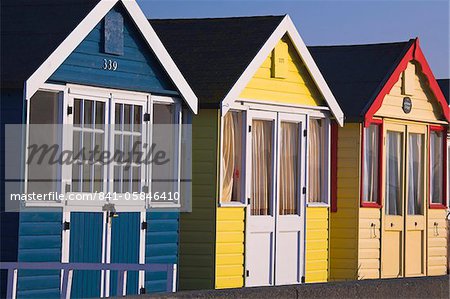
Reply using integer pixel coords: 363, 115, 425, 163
306, 116, 331, 207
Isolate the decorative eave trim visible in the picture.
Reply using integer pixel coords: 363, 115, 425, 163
25, 0, 198, 113
220, 15, 345, 126
364, 38, 449, 126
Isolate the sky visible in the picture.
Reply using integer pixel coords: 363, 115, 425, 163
137, 0, 450, 79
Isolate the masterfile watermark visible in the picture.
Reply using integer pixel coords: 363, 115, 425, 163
4, 124, 192, 213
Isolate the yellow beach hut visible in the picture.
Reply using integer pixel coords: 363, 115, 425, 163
310, 38, 449, 280
151, 15, 344, 289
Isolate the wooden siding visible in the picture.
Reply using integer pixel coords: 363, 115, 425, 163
0, 88, 23, 298
17, 211, 62, 298
305, 207, 329, 283
427, 209, 448, 276
145, 212, 179, 293
215, 207, 245, 289
375, 61, 446, 123
329, 124, 360, 281
110, 212, 140, 296
358, 208, 381, 279
49, 5, 176, 95
178, 109, 219, 290
240, 36, 325, 106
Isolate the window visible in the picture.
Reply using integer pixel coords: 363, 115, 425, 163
251, 119, 274, 215
362, 123, 381, 205
385, 131, 403, 215
308, 118, 326, 204
279, 122, 299, 215
27, 91, 61, 195
221, 111, 244, 203
430, 128, 446, 207
72, 98, 106, 193
407, 133, 425, 215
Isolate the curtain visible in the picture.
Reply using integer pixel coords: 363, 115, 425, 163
362, 125, 379, 202
385, 131, 402, 215
430, 131, 443, 204
280, 122, 298, 215
221, 112, 242, 203
407, 133, 424, 215
221, 112, 235, 202
251, 120, 273, 215
309, 119, 322, 203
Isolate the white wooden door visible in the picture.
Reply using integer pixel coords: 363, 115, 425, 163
245, 111, 306, 286
274, 113, 306, 285
245, 110, 277, 287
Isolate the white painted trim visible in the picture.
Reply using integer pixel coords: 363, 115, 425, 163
25, 0, 118, 101
120, 0, 198, 113
25, 0, 198, 114
221, 15, 344, 126
238, 98, 330, 111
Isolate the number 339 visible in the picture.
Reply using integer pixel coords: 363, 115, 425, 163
103, 59, 118, 71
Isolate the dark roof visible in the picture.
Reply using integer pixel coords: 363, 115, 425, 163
1, 0, 100, 88
437, 79, 449, 105
308, 40, 415, 121
150, 16, 285, 105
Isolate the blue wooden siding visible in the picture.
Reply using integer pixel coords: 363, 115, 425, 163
110, 212, 140, 296
69, 212, 103, 299
0, 88, 23, 298
48, 4, 177, 96
145, 212, 179, 293
16, 210, 62, 298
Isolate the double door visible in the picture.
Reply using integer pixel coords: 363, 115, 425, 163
245, 111, 306, 286
381, 123, 427, 278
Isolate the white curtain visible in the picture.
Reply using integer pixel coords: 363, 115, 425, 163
362, 125, 379, 202
280, 122, 298, 215
430, 131, 443, 204
221, 112, 243, 203
309, 119, 322, 203
407, 134, 424, 215
385, 132, 402, 215
251, 120, 273, 215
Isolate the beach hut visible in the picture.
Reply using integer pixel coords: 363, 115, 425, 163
0, 0, 197, 297
151, 15, 344, 289
309, 39, 449, 280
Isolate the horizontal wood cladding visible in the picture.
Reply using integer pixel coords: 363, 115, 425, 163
358, 208, 381, 279
305, 207, 329, 283
375, 61, 446, 123
240, 36, 325, 106
178, 109, 219, 291
427, 209, 448, 276
330, 124, 360, 281
215, 207, 245, 289
49, 5, 176, 95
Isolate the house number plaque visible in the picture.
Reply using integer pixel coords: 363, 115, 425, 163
102, 59, 118, 71
402, 97, 412, 114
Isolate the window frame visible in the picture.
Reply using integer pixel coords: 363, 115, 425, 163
219, 108, 247, 207
428, 125, 447, 209
360, 119, 383, 208
306, 116, 330, 207
24, 84, 184, 210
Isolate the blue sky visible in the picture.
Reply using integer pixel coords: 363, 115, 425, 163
137, 0, 450, 79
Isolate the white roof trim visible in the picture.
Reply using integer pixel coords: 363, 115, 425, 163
220, 15, 344, 126
25, 0, 198, 114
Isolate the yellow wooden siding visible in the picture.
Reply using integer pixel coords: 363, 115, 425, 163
305, 206, 329, 282
240, 36, 325, 106
375, 61, 446, 123
329, 124, 360, 281
427, 209, 448, 276
178, 109, 220, 291
215, 207, 245, 289
358, 208, 381, 279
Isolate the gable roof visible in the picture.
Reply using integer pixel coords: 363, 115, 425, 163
151, 15, 344, 125
437, 79, 449, 105
309, 39, 449, 123
1, 0, 198, 113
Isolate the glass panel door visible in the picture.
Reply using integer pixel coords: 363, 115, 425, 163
385, 130, 404, 216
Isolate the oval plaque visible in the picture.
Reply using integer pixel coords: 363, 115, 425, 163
402, 97, 412, 114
